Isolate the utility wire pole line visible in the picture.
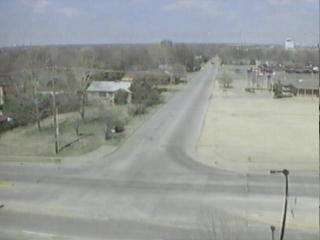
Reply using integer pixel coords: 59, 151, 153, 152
33, 83, 41, 130
52, 78, 59, 154
32, 71, 41, 130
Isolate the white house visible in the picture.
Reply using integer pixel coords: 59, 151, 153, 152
87, 81, 132, 104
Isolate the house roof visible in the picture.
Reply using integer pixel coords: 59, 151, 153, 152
87, 81, 131, 93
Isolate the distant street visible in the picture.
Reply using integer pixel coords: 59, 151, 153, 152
0, 63, 318, 240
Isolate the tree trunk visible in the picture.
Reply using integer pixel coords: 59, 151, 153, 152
80, 92, 86, 121
74, 120, 80, 136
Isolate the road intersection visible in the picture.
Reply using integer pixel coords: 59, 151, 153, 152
0, 63, 318, 240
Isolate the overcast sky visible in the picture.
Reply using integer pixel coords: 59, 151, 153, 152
0, 0, 318, 46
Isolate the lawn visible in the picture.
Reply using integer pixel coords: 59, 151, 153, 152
0, 106, 122, 158
0, 83, 184, 162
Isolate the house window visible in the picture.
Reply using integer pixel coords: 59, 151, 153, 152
99, 92, 106, 97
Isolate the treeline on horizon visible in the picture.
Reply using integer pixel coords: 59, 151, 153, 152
0, 43, 211, 75
0, 43, 318, 77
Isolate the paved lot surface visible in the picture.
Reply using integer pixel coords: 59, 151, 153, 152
0, 61, 318, 240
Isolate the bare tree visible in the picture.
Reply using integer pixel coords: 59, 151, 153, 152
218, 71, 233, 88
79, 72, 92, 121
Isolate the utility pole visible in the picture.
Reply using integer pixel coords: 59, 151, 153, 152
52, 78, 59, 154
33, 83, 41, 130
270, 169, 289, 240
32, 71, 41, 130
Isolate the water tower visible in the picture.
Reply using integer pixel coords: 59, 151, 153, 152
285, 38, 294, 50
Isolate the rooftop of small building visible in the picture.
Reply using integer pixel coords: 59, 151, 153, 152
87, 81, 131, 93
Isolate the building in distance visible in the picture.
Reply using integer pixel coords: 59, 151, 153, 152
161, 40, 173, 48
285, 38, 295, 50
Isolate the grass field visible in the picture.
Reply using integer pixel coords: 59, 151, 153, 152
197, 65, 318, 174
0, 84, 183, 162
0, 107, 122, 157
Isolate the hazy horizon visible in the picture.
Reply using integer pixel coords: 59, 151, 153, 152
0, 0, 319, 47
0, 41, 288, 48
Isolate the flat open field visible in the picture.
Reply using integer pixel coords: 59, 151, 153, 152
197, 65, 318, 174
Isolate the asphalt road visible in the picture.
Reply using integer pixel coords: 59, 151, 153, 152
0, 61, 318, 240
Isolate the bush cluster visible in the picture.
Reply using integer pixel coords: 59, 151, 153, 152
128, 104, 147, 116
130, 79, 162, 107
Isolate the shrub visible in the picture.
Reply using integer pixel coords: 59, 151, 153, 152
56, 94, 79, 113
273, 80, 283, 98
0, 119, 18, 133
145, 89, 162, 107
97, 106, 129, 139
129, 104, 147, 116
156, 87, 168, 93
218, 71, 233, 88
114, 89, 129, 105
114, 120, 125, 133
3, 94, 36, 125
130, 79, 162, 107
